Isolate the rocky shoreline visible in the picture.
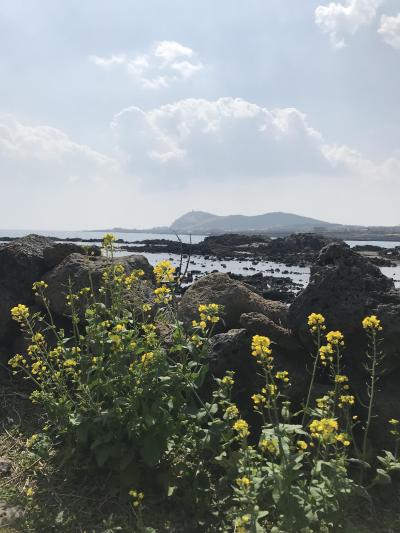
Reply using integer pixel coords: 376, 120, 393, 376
1, 234, 399, 450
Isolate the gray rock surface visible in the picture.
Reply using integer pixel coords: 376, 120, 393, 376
41, 253, 155, 317
179, 273, 288, 331
43, 242, 100, 269
0, 235, 54, 342
289, 242, 400, 373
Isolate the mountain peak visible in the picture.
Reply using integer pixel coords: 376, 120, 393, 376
169, 211, 340, 234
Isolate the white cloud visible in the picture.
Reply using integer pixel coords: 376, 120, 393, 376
111, 97, 400, 187
0, 114, 119, 183
378, 13, 400, 49
111, 98, 330, 183
90, 40, 203, 89
315, 0, 382, 47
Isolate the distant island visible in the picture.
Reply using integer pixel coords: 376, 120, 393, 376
92, 210, 400, 241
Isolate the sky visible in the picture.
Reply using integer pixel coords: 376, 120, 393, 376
0, 0, 399, 230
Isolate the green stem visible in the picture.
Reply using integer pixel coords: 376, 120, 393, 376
302, 328, 321, 426
362, 331, 377, 465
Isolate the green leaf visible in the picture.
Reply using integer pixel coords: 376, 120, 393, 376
374, 468, 392, 485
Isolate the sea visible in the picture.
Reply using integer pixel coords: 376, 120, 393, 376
1, 230, 399, 290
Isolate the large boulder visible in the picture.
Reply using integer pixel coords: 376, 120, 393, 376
178, 273, 288, 331
43, 242, 101, 269
0, 235, 55, 343
289, 242, 400, 373
239, 312, 309, 398
240, 312, 302, 354
207, 327, 308, 425
41, 253, 155, 317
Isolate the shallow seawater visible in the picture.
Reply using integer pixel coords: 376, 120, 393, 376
1, 233, 399, 289
0, 230, 205, 244
122, 251, 311, 290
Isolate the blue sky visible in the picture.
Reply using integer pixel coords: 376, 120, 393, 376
1, 0, 399, 229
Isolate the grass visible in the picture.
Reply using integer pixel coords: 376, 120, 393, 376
0, 380, 136, 532
0, 378, 399, 532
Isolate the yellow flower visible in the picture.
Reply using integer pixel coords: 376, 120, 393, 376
221, 375, 235, 386
319, 344, 334, 366
32, 281, 48, 295
235, 514, 251, 532
63, 359, 77, 367
297, 440, 308, 451
259, 438, 278, 454
225, 405, 239, 419
251, 335, 272, 362
11, 304, 30, 323
153, 260, 176, 284
31, 361, 47, 376
233, 419, 250, 439
336, 433, 351, 446
309, 418, 338, 442
191, 334, 203, 348
129, 489, 144, 508
389, 419, 399, 426
307, 313, 326, 331
198, 303, 220, 324
141, 351, 155, 366
26, 434, 39, 448
326, 331, 344, 346
251, 393, 266, 406
275, 370, 289, 383
362, 315, 382, 331
316, 395, 331, 410
103, 233, 116, 248
262, 384, 277, 396
154, 286, 172, 304
339, 395, 355, 408
9, 354, 25, 369
32, 332, 45, 344
25, 487, 34, 497
236, 476, 251, 488
142, 303, 152, 313
335, 375, 349, 384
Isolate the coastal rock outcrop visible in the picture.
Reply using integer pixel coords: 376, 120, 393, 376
0, 235, 55, 343
178, 273, 288, 330
208, 325, 308, 417
41, 253, 155, 317
43, 242, 101, 269
289, 242, 400, 373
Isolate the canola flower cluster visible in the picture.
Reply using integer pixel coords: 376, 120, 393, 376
259, 437, 278, 455
129, 489, 144, 508
225, 404, 239, 419
307, 313, 326, 332
309, 418, 339, 442
318, 329, 345, 367
192, 303, 221, 331
251, 335, 273, 366
233, 419, 250, 439
153, 260, 176, 284
235, 514, 251, 533
236, 476, 251, 489
362, 315, 383, 331
154, 285, 172, 304
326, 331, 344, 346
10, 304, 30, 323
103, 233, 116, 248
151, 260, 176, 304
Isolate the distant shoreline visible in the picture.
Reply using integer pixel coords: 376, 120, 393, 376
2, 229, 400, 243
